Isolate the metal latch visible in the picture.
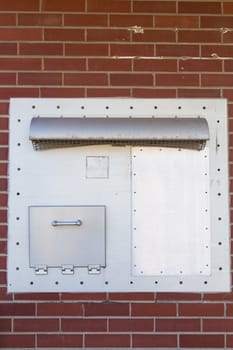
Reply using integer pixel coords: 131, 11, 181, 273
88, 265, 101, 274
61, 265, 74, 275
34, 265, 48, 275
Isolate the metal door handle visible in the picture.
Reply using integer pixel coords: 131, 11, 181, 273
52, 220, 82, 227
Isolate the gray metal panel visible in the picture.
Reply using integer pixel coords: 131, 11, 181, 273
29, 206, 106, 268
29, 117, 209, 142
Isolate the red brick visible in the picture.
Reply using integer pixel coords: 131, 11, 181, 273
110, 73, 153, 86
134, 58, 177, 72
133, 1, 176, 13
110, 14, 153, 27
202, 74, 233, 87
0, 225, 7, 238
133, 334, 177, 348
225, 60, 233, 72
223, 31, 233, 44
0, 13, 16, 26
0, 28, 42, 41
203, 318, 233, 332
202, 45, 233, 58
0, 87, 39, 99
111, 43, 154, 57
87, 88, 131, 97
0, 335, 35, 348
109, 292, 154, 301
65, 43, 108, 57
41, 87, 85, 98
0, 194, 7, 206
14, 318, 59, 332
179, 30, 221, 43
44, 58, 86, 71
18, 72, 62, 86
0, 303, 35, 316
157, 318, 200, 332
85, 334, 130, 348
0, 58, 41, 71
88, 58, 131, 71
64, 73, 107, 86
109, 318, 154, 332
42, 0, 85, 11
133, 29, 176, 43
37, 302, 83, 316
179, 59, 222, 72
0, 179, 7, 191
223, 89, 233, 102
156, 73, 199, 86
0, 318, 11, 332
180, 334, 224, 348
85, 302, 129, 316
65, 14, 108, 27
0, 73, 16, 85
154, 15, 199, 28
62, 318, 107, 332
0, 104, 9, 115
132, 88, 176, 98
179, 303, 224, 316
157, 44, 199, 57
0, 132, 8, 145
179, 2, 221, 14
0, 43, 17, 55
226, 303, 233, 315
18, 14, 62, 26
224, 3, 233, 14
131, 303, 176, 316
87, 29, 130, 42
0, 0, 39, 11
0, 163, 8, 175
14, 293, 60, 301
0, 147, 8, 160
20, 43, 63, 56
87, 0, 131, 13
201, 16, 233, 28
156, 293, 202, 301
45, 29, 84, 42
227, 335, 233, 347
38, 334, 83, 348
0, 211, 7, 224
178, 88, 221, 98
61, 292, 107, 301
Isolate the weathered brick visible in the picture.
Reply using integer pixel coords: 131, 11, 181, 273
0, 0, 39, 11
109, 318, 154, 332
87, 0, 131, 13
18, 13, 62, 26
42, 0, 85, 12
157, 318, 200, 332
180, 334, 224, 348
131, 302, 176, 316
133, 334, 177, 348
62, 318, 107, 332
154, 15, 199, 28
179, 303, 224, 316
85, 334, 130, 348
156, 73, 199, 86
85, 302, 129, 316
179, 2, 221, 14
133, 1, 176, 13
37, 302, 83, 316
37, 334, 83, 348
14, 318, 59, 332
110, 73, 153, 86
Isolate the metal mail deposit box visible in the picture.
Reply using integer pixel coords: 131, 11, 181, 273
7, 98, 230, 293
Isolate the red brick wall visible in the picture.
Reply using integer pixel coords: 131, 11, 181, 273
0, 0, 233, 348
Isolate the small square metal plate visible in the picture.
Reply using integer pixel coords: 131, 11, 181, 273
29, 206, 106, 268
